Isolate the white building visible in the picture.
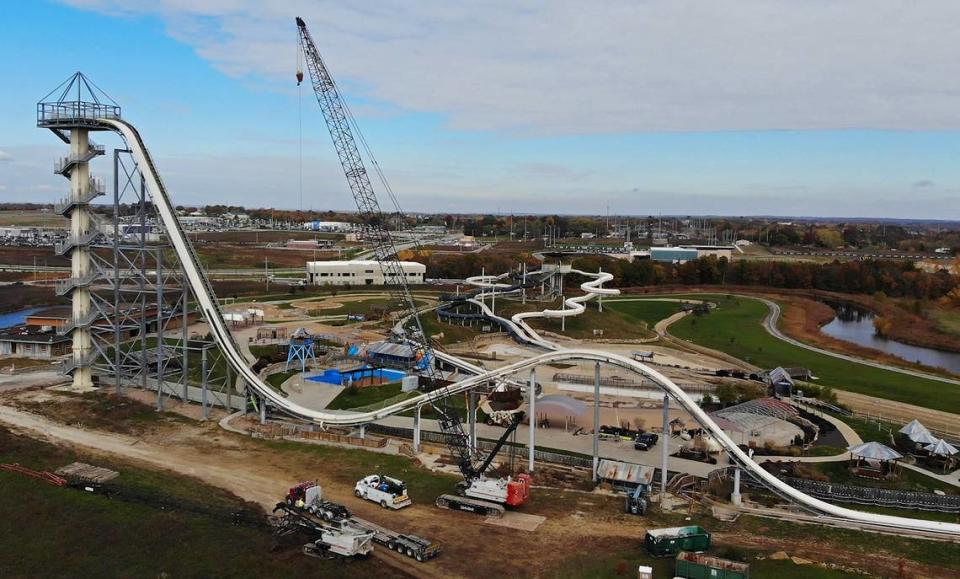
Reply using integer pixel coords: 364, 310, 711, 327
304, 221, 355, 233
306, 260, 426, 286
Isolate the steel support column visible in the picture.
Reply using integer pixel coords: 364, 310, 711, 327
467, 390, 477, 454
528, 367, 536, 473
592, 361, 600, 482
661, 393, 670, 500
413, 405, 421, 453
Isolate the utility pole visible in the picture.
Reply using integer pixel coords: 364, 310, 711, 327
264, 257, 270, 293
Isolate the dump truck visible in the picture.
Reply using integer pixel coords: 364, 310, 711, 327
643, 525, 711, 558
675, 551, 749, 579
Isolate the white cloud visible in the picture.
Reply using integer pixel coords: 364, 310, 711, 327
0, 150, 12, 162
59, 0, 960, 136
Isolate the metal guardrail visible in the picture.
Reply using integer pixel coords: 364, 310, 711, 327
53, 179, 105, 215
55, 230, 100, 256
54, 271, 97, 296
783, 476, 960, 513
552, 371, 714, 393
366, 423, 597, 469
57, 309, 101, 336
54, 144, 105, 174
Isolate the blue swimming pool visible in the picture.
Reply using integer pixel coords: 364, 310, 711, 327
307, 366, 406, 385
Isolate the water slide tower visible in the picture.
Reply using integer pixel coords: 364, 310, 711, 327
37, 73, 119, 389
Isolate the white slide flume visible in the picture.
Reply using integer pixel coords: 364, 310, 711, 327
101, 118, 960, 539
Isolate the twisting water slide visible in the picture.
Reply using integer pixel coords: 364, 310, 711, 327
89, 117, 960, 538
457, 267, 619, 348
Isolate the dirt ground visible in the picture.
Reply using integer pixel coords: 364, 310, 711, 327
0, 384, 956, 578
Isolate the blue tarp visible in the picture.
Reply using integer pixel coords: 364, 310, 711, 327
307, 366, 406, 386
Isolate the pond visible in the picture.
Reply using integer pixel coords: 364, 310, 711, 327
0, 306, 45, 330
820, 301, 960, 373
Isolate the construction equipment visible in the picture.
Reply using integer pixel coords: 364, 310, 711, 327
276, 484, 441, 562
349, 517, 442, 562
273, 503, 374, 559
354, 474, 412, 510
625, 483, 649, 515
434, 412, 531, 518
296, 15, 531, 517
285, 481, 352, 521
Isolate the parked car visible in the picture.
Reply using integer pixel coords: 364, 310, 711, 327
634, 432, 659, 451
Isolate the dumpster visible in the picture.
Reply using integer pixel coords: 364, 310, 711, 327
675, 551, 749, 579
643, 525, 711, 558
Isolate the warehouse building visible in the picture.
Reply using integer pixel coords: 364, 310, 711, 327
306, 260, 426, 286
649, 247, 699, 263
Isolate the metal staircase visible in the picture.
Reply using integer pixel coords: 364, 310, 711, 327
54, 230, 100, 256
54, 271, 98, 296
54, 142, 104, 177
53, 177, 105, 215
57, 309, 101, 336
57, 348, 100, 376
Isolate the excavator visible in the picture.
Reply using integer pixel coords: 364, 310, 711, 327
295, 16, 530, 518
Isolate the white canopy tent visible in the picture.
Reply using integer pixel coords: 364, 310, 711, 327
899, 419, 930, 442
925, 439, 959, 457
848, 441, 903, 461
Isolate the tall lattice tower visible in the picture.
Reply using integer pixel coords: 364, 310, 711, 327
37, 73, 120, 389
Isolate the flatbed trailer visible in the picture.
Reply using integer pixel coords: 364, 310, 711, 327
350, 516, 442, 562
273, 501, 441, 563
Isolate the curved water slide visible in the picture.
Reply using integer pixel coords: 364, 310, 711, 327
463, 268, 619, 348
101, 118, 959, 539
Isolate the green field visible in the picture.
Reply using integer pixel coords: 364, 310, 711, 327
667, 294, 959, 411
604, 299, 684, 328
325, 380, 415, 410
0, 427, 390, 578
554, 544, 870, 579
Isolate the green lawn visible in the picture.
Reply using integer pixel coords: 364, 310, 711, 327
325, 381, 415, 411
496, 298, 656, 340
421, 310, 484, 345
604, 299, 684, 328
0, 427, 393, 578
553, 543, 867, 579
667, 294, 959, 411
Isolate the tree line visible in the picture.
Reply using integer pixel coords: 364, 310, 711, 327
569, 255, 958, 300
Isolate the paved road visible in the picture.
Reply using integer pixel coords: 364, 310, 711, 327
759, 296, 960, 386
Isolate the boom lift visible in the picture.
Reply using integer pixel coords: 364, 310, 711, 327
295, 16, 530, 516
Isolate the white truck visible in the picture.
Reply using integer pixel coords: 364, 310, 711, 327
354, 474, 412, 509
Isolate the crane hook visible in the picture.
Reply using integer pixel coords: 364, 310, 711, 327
296, 69, 303, 85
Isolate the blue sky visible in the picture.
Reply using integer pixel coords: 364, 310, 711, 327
2, 0, 960, 219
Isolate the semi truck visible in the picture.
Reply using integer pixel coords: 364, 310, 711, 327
285, 481, 352, 521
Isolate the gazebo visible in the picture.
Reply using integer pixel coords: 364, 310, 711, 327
924, 439, 959, 472
899, 419, 930, 441
848, 441, 903, 479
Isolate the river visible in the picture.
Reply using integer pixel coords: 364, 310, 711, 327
820, 301, 960, 374
0, 307, 45, 330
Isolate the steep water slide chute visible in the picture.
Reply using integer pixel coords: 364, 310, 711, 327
96, 117, 959, 538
